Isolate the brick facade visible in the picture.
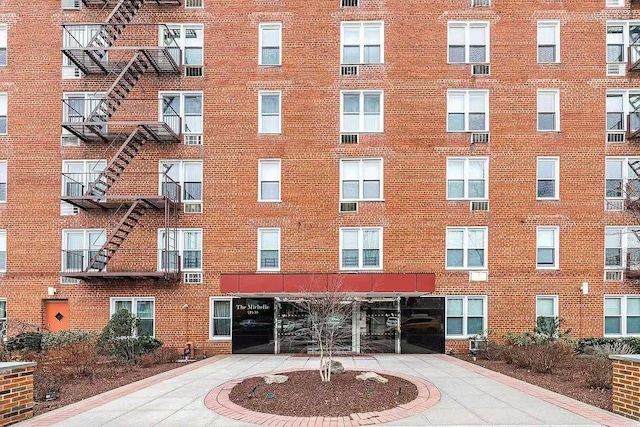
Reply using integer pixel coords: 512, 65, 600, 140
0, 362, 35, 426
610, 355, 640, 421
0, 1, 639, 354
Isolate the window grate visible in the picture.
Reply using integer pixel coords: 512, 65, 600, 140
185, 66, 203, 77
604, 270, 623, 281
471, 64, 490, 76
341, 134, 359, 144
470, 201, 489, 211
185, 0, 203, 7
184, 272, 203, 283
605, 199, 624, 211
607, 132, 625, 143
607, 64, 625, 76
341, 0, 358, 6
341, 65, 359, 76
471, 133, 490, 144
340, 202, 358, 213
184, 135, 203, 146
471, 0, 490, 6
184, 202, 202, 214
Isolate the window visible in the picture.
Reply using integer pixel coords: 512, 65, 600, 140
447, 90, 488, 132
63, 92, 107, 131
158, 229, 202, 271
446, 227, 487, 269
605, 296, 640, 336
210, 298, 232, 339
0, 161, 5, 202
0, 299, 6, 341
0, 231, 5, 272
536, 295, 558, 330
447, 22, 489, 64
159, 160, 203, 202
62, 229, 106, 272
341, 21, 384, 64
605, 157, 640, 200
536, 226, 559, 269
537, 21, 560, 63
160, 24, 203, 67
605, 227, 640, 269
258, 159, 281, 202
0, 25, 6, 66
607, 24, 625, 63
446, 296, 486, 337
258, 228, 280, 271
160, 92, 203, 135
537, 90, 560, 131
0, 93, 6, 135
62, 25, 102, 78
340, 159, 383, 201
110, 298, 155, 337
341, 91, 383, 133
446, 157, 488, 200
537, 157, 559, 200
258, 91, 281, 134
607, 91, 640, 134
259, 23, 282, 65
340, 227, 382, 270
62, 160, 106, 197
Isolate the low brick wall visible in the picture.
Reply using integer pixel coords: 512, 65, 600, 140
0, 362, 36, 426
610, 354, 640, 421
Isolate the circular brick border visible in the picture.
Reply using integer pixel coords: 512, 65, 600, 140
204, 369, 441, 426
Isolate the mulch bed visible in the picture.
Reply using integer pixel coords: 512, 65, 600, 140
228, 370, 418, 417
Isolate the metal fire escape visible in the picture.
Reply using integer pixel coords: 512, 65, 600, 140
60, 0, 182, 282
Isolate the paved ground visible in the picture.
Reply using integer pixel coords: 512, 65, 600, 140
19, 354, 640, 427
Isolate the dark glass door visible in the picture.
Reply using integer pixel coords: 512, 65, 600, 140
400, 297, 445, 354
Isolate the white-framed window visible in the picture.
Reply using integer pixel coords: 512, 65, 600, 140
341, 21, 384, 64
0, 25, 6, 66
605, 157, 640, 201
446, 157, 488, 200
158, 229, 202, 272
0, 93, 6, 135
160, 91, 203, 135
446, 296, 487, 338
210, 298, 232, 339
110, 297, 155, 337
160, 24, 204, 67
0, 231, 5, 273
0, 299, 6, 341
606, 21, 640, 66
258, 159, 281, 202
341, 91, 383, 133
340, 228, 382, 270
62, 25, 102, 78
537, 21, 560, 63
537, 157, 559, 200
258, 228, 280, 271
605, 295, 640, 336
259, 23, 282, 66
604, 227, 640, 269
340, 158, 383, 201
258, 91, 281, 134
537, 90, 560, 131
447, 22, 489, 64
447, 90, 488, 132
446, 227, 487, 270
0, 161, 6, 203
62, 92, 107, 130
536, 226, 559, 269
536, 295, 558, 329
62, 160, 106, 197
62, 229, 106, 272
159, 160, 203, 202
606, 90, 640, 134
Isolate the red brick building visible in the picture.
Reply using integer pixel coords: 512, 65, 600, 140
0, 0, 638, 355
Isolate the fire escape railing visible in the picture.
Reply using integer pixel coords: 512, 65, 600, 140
628, 40, 640, 71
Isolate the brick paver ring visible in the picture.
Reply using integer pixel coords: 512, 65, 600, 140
204, 369, 441, 426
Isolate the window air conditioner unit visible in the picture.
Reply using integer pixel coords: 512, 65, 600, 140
185, 0, 203, 7
60, 202, 79, 216
470, 201, 489, 211
340, 202, 358, 213
607, 63, 625, 76
341, 65, 359, 76
471, 0, 490, 6
341, 134, 359, 144
471, 64, 490, 76
606, 131, 625, 143
184, 272, 203, 283
61, 135, 80, 147
469, 339, 488, 351
184, 135, 203, 145
471, 132, 490, 144
604, 270, 623, 282
469, 271, 488, 282
185, 66, 203, 77
60, 277, 80, 284
341, 0, 358, 6
605, 199, 624, 211
184, 202, 202, 214
62, 0, 80, 9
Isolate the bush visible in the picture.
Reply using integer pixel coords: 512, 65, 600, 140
5, 332, 43, 352
134, 336, 163, 355
41, 330, 96, 350
580, 355, 613, 389
97, 309, 163, 361
577, 337, 640, 354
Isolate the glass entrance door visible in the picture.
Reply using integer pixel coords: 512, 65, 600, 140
357, 300, 399, 353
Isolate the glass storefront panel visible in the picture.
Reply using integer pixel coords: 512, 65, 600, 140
358, 300, 398, 353
400, 297, 445, 354
232, 298, 274, 354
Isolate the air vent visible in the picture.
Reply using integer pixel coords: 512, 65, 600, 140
184, 135, 203, 146
607, 132, 625, 143
469, 271, 488, 282
471, 132, 490, 144
185, 66, 203, 77
341, 134, 359, 144
184, 202, 202, 214
469, 339, 488, 351
471, 201, 489, 211
62, 0, 80, 9
471, 64, 490, 76
60, 202, 79, 216
184, 272, 203, 283
341, 65, 359, 76
472, 0, 490, 6
605, 270, 623, 281
607, 63, 625, 76
60, 277, 80, 284
61, 135, 80, 147
341, 0, 358, 6
605, 199, 624, 211
185, 0, 203, 7
340, 202, 358, 213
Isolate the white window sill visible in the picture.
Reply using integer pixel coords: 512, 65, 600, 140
446, 198, 488, 201
208, 337, 232, 341
446, 130, 489, 133
536, 130, 561, 133
536, 197, 559, 201
340, 267, 383, 272
340, 62, 384, 66
257, 269, 281, 273
259, 64, 282, 67
340, 199, 385, 203
258, 199, 282, 203
445, 267, 487, 271
339, 130, 384, 134
445, 335, 473, 340
536, 266, 559, 270
537, 61, 561, 65
258, 131, 282, 135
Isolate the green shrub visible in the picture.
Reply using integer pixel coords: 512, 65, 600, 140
577, 337, 640, 354
41, 330, 96, 350
97, 309, 163, 361
134, 336, 163, 355
5, 332, 43, 352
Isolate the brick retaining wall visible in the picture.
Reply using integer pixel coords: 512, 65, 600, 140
0, 362, 36, 426
609, 355, 640, 422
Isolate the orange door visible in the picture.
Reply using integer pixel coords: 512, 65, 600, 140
45, 300, 70, 332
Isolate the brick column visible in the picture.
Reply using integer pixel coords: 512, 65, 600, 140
610, 354, 640, 421
0, 362, 36, 426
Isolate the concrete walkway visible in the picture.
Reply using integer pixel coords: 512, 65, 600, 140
19, 354, 640, 427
